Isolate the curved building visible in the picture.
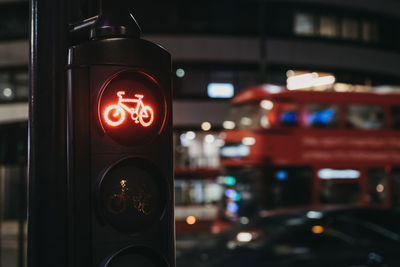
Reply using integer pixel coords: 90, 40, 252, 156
1, 0, 400, 126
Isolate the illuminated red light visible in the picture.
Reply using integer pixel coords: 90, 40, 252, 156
104, 91, 154, 127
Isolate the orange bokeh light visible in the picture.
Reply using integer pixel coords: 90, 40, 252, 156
311, 225, 324, 234
186, 216, 196, 225
376, 184, 384, 193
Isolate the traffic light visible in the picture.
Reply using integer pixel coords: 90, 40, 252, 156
66, 13, 174, 267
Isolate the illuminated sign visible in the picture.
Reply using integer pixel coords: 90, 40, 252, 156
104, 91, 154, 127
207, 83, 234, 98
317, 168, 360, 179
98, 71, 166, 145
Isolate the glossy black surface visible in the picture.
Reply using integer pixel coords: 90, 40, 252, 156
177, 208, 400, 267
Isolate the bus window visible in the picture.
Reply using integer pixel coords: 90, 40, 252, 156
366, 168, 386, 204
319, 182, 360, 204
391, 106, 400, 129
264, 167, 312, 209
303, 104, 339, 128
226, 103, 264, 130
346, 105, 384, 129
276, 103, 299, 127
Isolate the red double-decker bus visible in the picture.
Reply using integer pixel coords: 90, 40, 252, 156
220, 85, 400, 218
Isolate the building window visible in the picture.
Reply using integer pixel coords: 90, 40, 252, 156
319, 16, 338, 38
341, 18, 359, 40
361, 21, 378, 42
362, 21, 372, 41
294, 13, 315, 36
293, 12, 379, 44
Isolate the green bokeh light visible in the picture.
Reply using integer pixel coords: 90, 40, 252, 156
224, 176, 236, 186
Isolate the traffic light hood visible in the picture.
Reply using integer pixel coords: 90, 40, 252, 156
90, 12, 142, 40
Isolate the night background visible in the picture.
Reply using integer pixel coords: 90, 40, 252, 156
1, 0, 400, 266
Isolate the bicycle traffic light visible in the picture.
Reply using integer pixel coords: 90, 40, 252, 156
66, 14, 174, 267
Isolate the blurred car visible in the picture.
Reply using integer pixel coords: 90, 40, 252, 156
176, 207, 400, 267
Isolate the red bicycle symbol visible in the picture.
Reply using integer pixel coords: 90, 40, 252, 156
104, 91, 154, 127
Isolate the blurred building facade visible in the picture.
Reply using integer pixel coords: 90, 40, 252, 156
2, 0, 400, 163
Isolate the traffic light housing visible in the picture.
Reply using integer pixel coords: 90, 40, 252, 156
66, 16, 174, 267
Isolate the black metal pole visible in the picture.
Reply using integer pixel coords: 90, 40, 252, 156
17, 165, 26, 267
0, 167, 3, 267
28, 0, 68, 266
